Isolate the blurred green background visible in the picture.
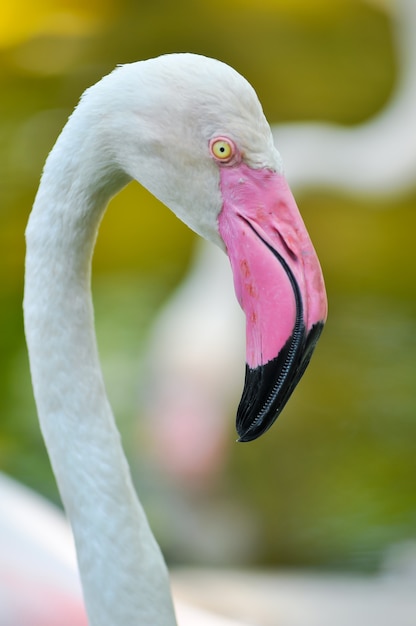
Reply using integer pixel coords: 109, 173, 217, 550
1, 0, 415, 573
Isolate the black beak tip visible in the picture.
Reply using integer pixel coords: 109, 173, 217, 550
237, 430, 263, 443
236, 321, 325, 443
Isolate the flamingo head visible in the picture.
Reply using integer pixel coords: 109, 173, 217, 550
86, 53, 328, 441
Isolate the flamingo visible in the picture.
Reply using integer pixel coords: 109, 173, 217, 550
23, 53, 327, 624
0, 472, 87, 625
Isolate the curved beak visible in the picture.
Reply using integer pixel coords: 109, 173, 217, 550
218, 163, 327, 442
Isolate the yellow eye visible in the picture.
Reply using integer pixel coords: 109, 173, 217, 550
210, 137, 235, 162
212, 140, 232, 159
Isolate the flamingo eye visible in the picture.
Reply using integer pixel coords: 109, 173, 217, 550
210, 137, 235, 162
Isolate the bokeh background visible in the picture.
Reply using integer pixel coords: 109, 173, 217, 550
1, 0, 415, 577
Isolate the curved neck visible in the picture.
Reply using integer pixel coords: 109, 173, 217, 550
24, 117, 177, 625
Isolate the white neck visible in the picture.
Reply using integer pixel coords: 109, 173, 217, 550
24, 108, 177, 625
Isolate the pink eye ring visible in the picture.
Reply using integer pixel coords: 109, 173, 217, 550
209, 137, 237, 163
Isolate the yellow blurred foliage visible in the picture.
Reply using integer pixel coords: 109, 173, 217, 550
210, 0, 365, 21
0, 0, 114, 47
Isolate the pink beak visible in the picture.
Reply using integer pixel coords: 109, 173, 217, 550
218, 163, 327, 442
